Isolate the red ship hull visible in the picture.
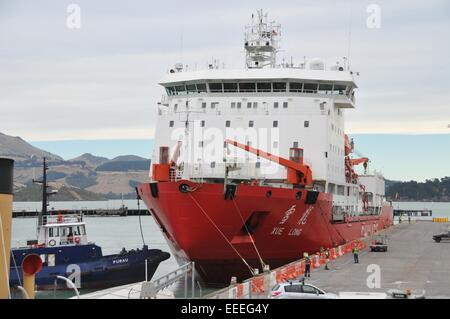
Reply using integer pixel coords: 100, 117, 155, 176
137, 180, 393, 285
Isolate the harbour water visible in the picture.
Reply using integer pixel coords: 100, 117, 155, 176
11, 201, 450, 298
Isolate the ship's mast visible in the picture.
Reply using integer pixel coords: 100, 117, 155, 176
244, 10, 281, 69
33, 158, 54, 227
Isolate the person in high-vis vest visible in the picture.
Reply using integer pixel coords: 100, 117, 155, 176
325, 249, 330, 270
304, 255, 311, 278
352, 247, 359, 263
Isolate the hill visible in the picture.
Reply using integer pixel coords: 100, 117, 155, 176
0, 132, 62, 162
14, 183, 106, 201
386, 177, 450, 201
69, 153, 109, 168
1, 132, 151, 201
96, 160, 151, 172
111, 155, 148, 162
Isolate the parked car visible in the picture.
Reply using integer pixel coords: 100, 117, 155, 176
432, 231, 450, 242
370, 235, 388, 252
269, 280, 338, 299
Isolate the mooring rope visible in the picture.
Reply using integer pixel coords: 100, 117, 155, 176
231, 198, 266, 270
187, 193, 255, 276
137, 198, 146, 247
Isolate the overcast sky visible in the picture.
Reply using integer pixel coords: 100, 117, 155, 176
1, 0, 449, 142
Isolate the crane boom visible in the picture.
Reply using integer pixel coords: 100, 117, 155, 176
169, 141, 182, 166
349, 157, 369, 166
225, 139, 313, 186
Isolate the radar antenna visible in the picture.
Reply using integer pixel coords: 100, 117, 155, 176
244, 10, 281, 69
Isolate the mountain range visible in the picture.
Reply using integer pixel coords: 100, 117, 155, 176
0, 132, 150, 201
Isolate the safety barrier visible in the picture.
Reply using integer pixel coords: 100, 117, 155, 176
206, 237, 369, 299
432, 217, 448, 223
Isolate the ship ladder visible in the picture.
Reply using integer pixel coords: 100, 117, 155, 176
231, 198, 267, 271
187, 193, 256, 276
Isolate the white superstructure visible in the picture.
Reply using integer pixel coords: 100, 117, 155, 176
150, 10, 387, 217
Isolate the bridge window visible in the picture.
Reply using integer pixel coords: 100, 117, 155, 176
74, 226, 82, 236
257, 82, 271, 92
196, 83, 207, 92
333, 84, 347, 95
289, 82, 303, 92
239, 83, 256, 92
186, 84, 197, 94
273, 82, 287, 92
175, 85, 186, 95
49, 227, 59, 237
318, 83, 333, 94
224, 83, 238, 92
166, 87, 175, 96
303, 83, 318, 93
209, 83, 223, 93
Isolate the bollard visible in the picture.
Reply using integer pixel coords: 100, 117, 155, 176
0, 158, 14, 299
22, 254, 43, 299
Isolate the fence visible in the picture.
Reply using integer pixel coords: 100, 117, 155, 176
206, 238, 368, 299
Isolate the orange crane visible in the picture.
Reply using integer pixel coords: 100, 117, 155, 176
225, 139, 313, 186
344, 134, 370, 181
349, 157, 369, 166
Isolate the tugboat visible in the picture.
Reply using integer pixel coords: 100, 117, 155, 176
9, 158, 170, 290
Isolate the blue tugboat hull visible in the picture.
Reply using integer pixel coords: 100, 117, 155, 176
9, 244, 170, 290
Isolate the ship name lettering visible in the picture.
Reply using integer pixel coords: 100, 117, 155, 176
288, 228, 302, 236
298, 206, 314, 225
279, 205, 297, 225
112, 258, 128, 264
271, 227, 284, 236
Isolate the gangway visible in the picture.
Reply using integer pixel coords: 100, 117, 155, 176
140, 262, 196, 299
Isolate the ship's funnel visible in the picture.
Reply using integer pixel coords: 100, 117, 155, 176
22, 254, 43, 299
0, 158, 14, 299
